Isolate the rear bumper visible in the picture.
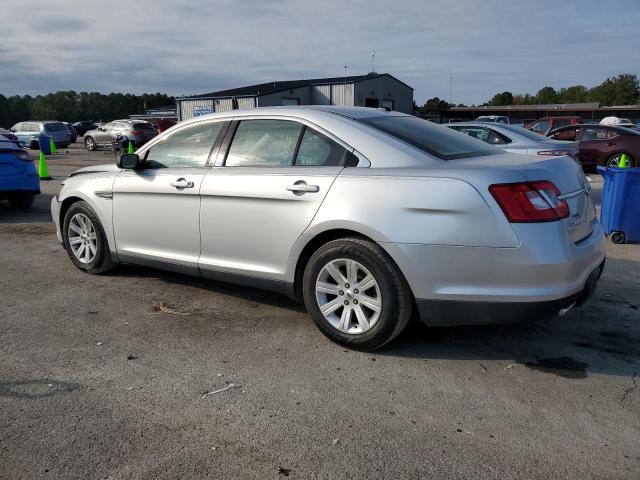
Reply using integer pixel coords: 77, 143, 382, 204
416, 260, 604, 326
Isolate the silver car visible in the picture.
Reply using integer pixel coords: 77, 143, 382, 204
448, 122, 580, 161
84, 120, 157, 151
51, 107, 605, 350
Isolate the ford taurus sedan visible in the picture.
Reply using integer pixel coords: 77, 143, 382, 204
51, 107, 605, 350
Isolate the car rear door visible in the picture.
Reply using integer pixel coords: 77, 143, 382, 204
198, 118, 350, 283
111, 120, 226, 271
577, 126, 608, 169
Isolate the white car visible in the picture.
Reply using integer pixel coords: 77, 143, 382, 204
51, 107, 605, 350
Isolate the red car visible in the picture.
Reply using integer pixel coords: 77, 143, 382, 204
548, 124, 640, 170
526, 116, 581, 136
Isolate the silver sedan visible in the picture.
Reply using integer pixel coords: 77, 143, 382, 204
51, 107, 605, 350
447, 122, 580, 161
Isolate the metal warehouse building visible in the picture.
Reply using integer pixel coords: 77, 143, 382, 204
176, 73, 413, 121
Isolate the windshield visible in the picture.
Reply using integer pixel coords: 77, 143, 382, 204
358, 116, 499, 160
44, 122, 68, 132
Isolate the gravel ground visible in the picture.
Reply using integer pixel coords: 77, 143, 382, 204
0, 142, 638, 479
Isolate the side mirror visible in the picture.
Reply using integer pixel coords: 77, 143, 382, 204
118, 153, 141, 169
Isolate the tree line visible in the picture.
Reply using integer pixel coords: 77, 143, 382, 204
0, 91, 175, 128
418, 74, 640, 112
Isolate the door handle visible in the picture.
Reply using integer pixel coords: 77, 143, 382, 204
170, 178, 194, 189
286, 182, 320, 194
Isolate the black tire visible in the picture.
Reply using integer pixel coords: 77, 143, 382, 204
29, 140, 39, 150
302, 237, 413, 351
8, 194, 35, 209
606, 153, 635, 168
84, 136, 96, 151
610, 231, 626, 244
62, 200, 116, 274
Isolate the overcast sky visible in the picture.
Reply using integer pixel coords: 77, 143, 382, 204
3, 0, 639, 105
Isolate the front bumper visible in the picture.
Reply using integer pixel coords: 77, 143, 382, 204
51, 195, 63, 243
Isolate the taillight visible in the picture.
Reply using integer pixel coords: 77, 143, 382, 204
130, 130, 141, 135
489, 181, 570, 223
537, 150, 576, 157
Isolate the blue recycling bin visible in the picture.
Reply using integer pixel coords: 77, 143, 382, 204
597, 166, 640, 244
38, 134, 52, 154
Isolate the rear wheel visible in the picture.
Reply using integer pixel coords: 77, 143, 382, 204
84, 136, 96, 151
29, 140, 39, 150
607, 153, 635, 167
62, 201, 115, 274
8, 194, 35, 209
610, 231, 626, 244
302, 237, 412, 351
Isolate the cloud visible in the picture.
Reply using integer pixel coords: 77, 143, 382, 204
2, 0, 639, 105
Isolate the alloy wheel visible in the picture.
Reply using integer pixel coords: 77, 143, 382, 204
315, 258, 382, 335
68, 213, 97, 264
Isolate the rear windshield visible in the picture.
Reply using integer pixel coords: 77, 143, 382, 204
134, 123, 156, 130
44, 122, 68, 132
358, 116, 499, 160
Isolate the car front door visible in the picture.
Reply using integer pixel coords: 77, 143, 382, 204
94, 122, 114, 145
111, 120, 226, 272
198, 118, 351, 285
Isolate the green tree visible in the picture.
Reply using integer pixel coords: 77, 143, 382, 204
422, 97, 451, 111
488, 91, 514, 106
558, 85, 589, 103
589, 74, 640, 105
535, 86, 558, 104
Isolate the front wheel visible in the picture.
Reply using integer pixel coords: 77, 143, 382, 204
84, 136, 96, 151
302, 237, 413, 351
62, 201, 115, 274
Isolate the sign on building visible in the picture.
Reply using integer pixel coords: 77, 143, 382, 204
193, 105, 214, 117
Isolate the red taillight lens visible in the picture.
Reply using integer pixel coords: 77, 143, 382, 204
130, 130, 142, 135
489, 181, 570, 223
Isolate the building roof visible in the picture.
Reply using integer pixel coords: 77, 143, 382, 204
450, 103, 601, 112
181, 73, 413, 100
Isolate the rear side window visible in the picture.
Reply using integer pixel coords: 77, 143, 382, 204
530, 120, 550, 133
295, 128, 349, 166
359, 116, 498, 160
144, 121, 224, 168
44, 123, 68, 132
226, 120, 303, 166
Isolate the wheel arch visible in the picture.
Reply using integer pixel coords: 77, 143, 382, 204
288, 225, 412, 303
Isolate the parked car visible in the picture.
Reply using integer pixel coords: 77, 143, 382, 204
71, 121, 98, 136
599, 116, 634, 127
84, 120, 157, 151
526, 116, 581, 136
475, 115, 509, 124
548, 124, 640, 170
0, 127, 19, 145
9, 121, 73, 149
63, 122, 78, 143
447, 122, 579, 162
0, 138, 39, 208
51, 106, 604, 350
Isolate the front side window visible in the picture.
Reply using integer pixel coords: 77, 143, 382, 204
360, 116, 498, 160
226, 120, 303, 167
144, 121, 224, 169
295, 128, 349, 166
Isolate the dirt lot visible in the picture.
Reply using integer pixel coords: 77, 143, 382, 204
1, 142, 639, 479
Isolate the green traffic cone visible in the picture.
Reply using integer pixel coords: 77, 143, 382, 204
618, 153, 628, 168
38, 151, 52, 180
127, 141, 134, 154
49, 136, 57, 155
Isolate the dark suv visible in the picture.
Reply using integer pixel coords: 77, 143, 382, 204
84, 120, 157, 151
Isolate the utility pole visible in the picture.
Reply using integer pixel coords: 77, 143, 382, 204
371, 51, 375, 73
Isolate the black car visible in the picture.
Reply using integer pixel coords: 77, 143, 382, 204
71, 121, 98, 136
63, 122, 78, 143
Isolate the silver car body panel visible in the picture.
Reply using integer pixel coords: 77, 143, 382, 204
51, 106, 605, 324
